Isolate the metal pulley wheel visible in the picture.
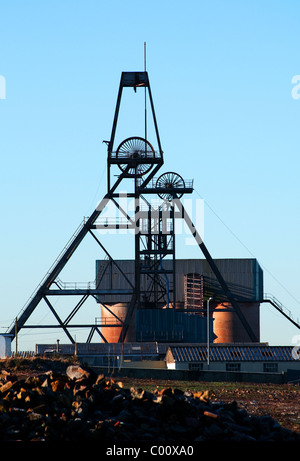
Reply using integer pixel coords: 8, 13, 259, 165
115, 137, 155, 177
156, 172, 185, 201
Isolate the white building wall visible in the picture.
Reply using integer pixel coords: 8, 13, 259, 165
0, 335, 11, 358
167, 360, 300, 374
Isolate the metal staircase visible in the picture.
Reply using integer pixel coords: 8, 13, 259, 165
262, 293, 300, 330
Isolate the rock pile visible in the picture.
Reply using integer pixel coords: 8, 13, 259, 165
0, 364, 299, 442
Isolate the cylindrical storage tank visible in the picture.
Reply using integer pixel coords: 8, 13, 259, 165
100, 303, 136, 343
212, 302, 260, 343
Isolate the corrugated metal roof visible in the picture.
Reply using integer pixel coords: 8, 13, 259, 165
36, 342, 159, 356
169, 345, 296, 362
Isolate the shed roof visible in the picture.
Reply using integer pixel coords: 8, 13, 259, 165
167, 345, 297, 362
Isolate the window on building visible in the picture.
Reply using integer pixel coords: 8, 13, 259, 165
263, 363, 278, 373
226, 363, 241, 372
188, 363, 203, 371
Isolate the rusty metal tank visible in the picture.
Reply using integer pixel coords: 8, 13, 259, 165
212, 302, 260, 343
100, 303, 136, 343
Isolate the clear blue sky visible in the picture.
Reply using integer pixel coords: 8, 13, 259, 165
1, 0, 300, 350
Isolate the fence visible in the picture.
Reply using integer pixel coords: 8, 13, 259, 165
11, 351, 35, 358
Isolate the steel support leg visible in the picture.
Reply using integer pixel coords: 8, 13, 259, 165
174, 198, 258, 343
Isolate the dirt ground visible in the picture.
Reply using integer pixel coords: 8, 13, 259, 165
1, 357, 299, 434
120, 377, 300, 433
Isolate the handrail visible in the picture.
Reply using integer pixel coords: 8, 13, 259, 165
95, 316, 124, 326
147, 177, 194, 189
262, 292, 300, 329
110, 149, 160, 159
55, 278, 96, 290
95, 217, 134, 226
263, 292, 292, 317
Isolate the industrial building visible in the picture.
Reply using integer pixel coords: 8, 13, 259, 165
34, 341, 300, 384
3, 66, 300, 385
165, 344, 300, 375
95, 257, 263, 344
